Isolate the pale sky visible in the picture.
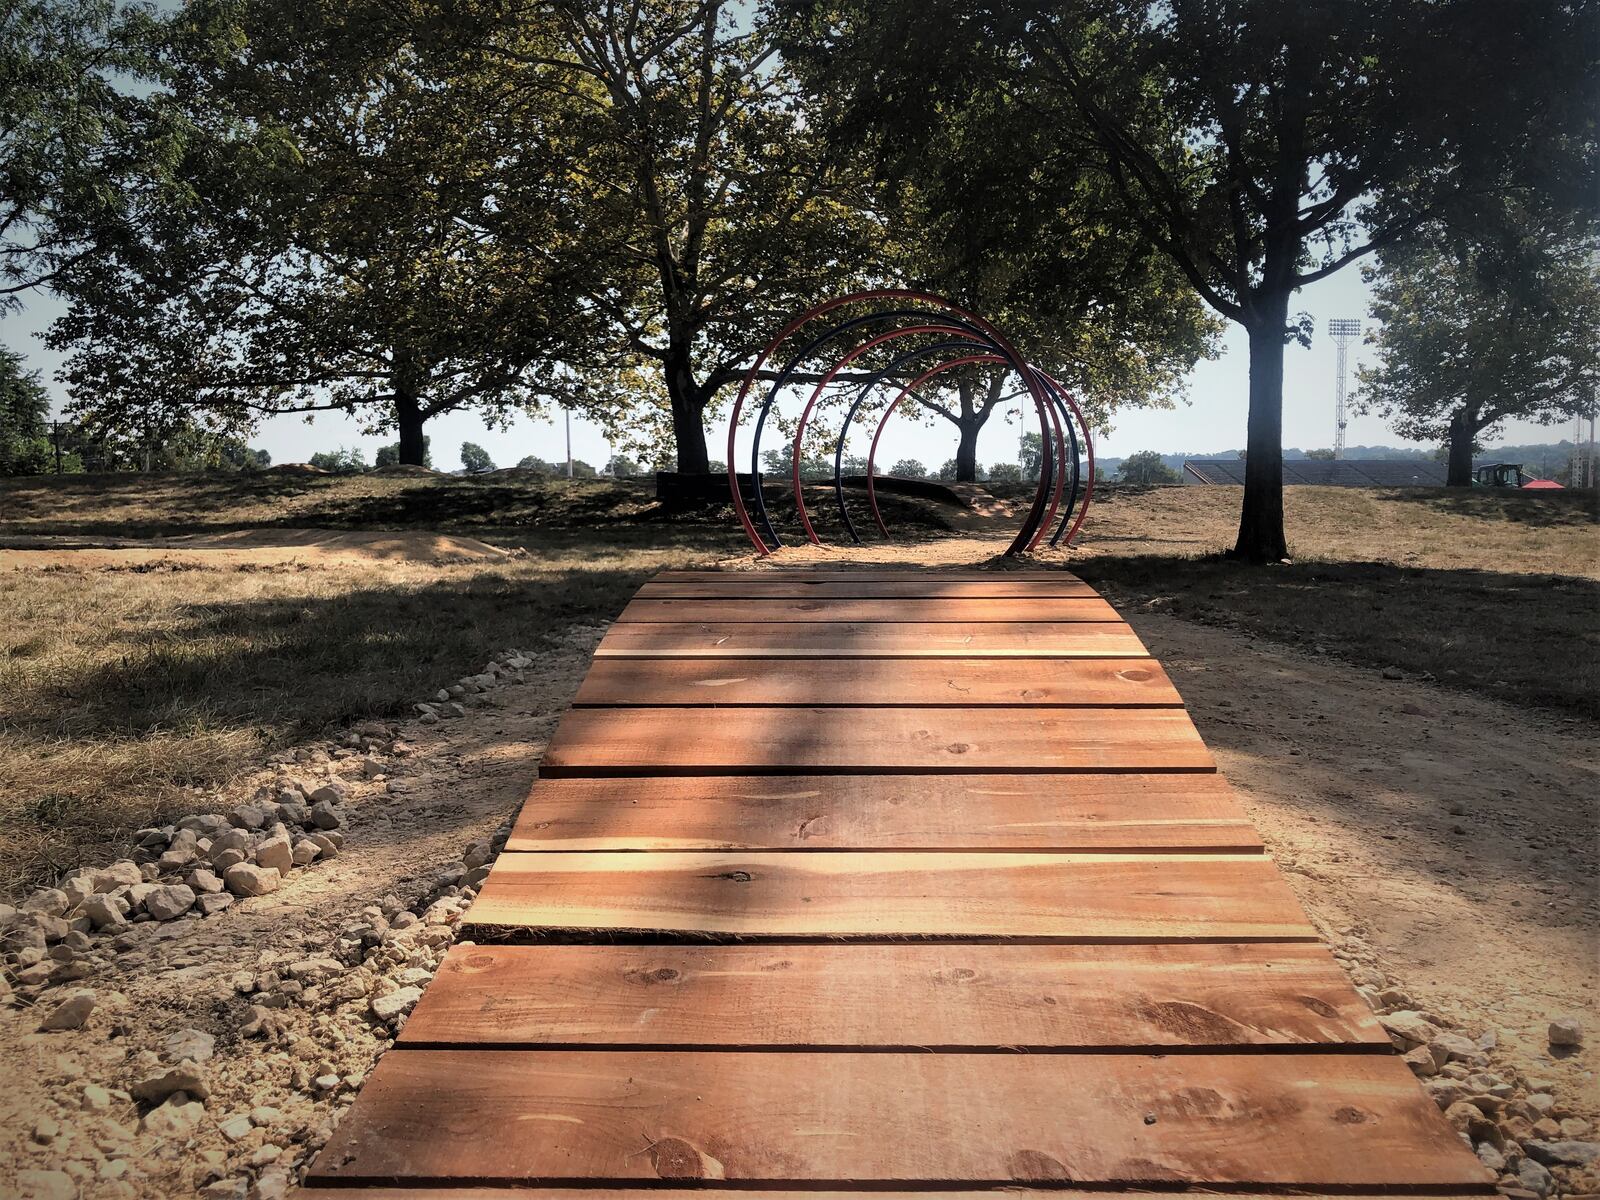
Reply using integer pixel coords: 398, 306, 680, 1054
1, 263, 1569, 474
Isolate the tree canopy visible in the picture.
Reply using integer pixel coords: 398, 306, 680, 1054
784, 0, 1597, 555
1359, 211, 1600, 485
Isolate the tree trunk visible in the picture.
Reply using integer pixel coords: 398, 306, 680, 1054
1231, 302, 1290, 563
954, 379, 980, 481
664, 345, 711, 474
1446, 408, 1476, 486
395, 389, 427, 466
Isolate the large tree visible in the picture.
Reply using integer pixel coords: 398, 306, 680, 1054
463, 0, 882, 473
49, 0, 597, 464
0, 348, 54, 474
805, 54, 1219, 481
0, 0, 168, 311
1359, 218, 1599, 486
786, 0, 1596, 559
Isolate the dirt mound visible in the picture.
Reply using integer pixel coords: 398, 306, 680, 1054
368, 464, 441, 477
266, 462, 330, 475
0, 529, 516, 567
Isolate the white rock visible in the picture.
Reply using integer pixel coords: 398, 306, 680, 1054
309, 799, 343, 830
82, 894, 126, 929
164, 1027, 216, 1062
370, 986, 423, 1021
309, 781, 348, 805
15, 1170, 75, 1200
37, 989, 97, 1031
133, 1060, 210, 1103
21, 888, 70, 917
253, 834, 293, 873
223, 863, 281, 897
187, 868, 224, 894
1549, 1016, 1584, 1047
144, 884, 196, 921
91, 862, 143, 892
140, 1095, 206, 1137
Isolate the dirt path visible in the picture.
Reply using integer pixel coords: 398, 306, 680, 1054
2, 532, 1594, 1198
1122, 605, 1599, 1112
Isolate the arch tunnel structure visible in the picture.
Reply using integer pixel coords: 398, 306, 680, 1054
726, 290, 1096, 556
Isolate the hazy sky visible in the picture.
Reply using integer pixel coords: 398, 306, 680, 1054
1, 263, 1569, 474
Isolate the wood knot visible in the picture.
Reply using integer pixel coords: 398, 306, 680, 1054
649, 1137, 705, 1179
1332, 1105, 1369, 1125
1118, 667, 1152, 682
1299, 994, 1340, 1018
703, 869, 752, 883
946, 742, 972, 755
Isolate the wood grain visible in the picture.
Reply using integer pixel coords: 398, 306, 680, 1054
652, 568, 1085, 583
618, 597, 1123, 623
595, 620, 1147, 659
506, 773, 1259, 852
300, 1193, 1489, 1200
308, 1049, 1491, 1188
574, 657, 1183, 708
540, 706, 1213, 775
638, 578, 1101, 599
462, 851, 1314, 941
400, 942, 1387, 1049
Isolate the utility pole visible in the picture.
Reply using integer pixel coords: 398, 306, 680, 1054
50, 421, 63, 474
1328, 319, 1361, 460
565, 407, 573, 478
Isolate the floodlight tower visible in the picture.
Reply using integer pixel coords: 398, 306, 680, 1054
1328, 318, 1362, 460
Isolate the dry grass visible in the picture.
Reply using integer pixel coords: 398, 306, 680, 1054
1, 471, 1595, 893
1062, 484, 1600, 720
0, 494, 745, 891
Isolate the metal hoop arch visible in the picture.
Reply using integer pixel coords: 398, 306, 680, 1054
725, 289, 1094, 556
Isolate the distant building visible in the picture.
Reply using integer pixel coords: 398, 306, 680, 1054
1182, 459, 1449, 487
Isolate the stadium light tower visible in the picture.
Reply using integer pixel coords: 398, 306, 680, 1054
1328, 318, 1362, 460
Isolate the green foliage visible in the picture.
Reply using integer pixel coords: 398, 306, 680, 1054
786, 0, 1596, 558
376, 438, 431, 468
463, 0, 882, 471
1357, 212, 1599, 482
987, 462, 1022, 483
516, 455, 553, 473
308, 447, 367, 473
0, 350, 54, 475
459, 442, 495, 474
0, 0, 169, 306
1116, 450, 1180, 486
1304, 449, 1336, 462
888, 458, 927, 479
48, 0, 598, 465
604, 454, 640, 477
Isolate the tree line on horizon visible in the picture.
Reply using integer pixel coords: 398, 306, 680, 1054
2, 0, 1595, 558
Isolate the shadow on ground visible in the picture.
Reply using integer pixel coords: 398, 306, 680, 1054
1076, 554, 1600, 720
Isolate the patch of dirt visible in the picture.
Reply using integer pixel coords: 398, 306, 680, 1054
0, 529, 517, 567
1123, 606, 1598, 1117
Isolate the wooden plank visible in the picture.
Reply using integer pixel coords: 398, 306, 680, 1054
638, 578, 1102, 599
652, 568, 1084, 583
506, 773, 1260, 852
400, 942, 1386, 1049
540, 706, 1213, 775
307, 1050, 1490, 1188
462, 851, 1314, 941
596, 620, 1147, 659
301, 1191, 1490, 1200
574, 657, 1184, 708
618, 597, 1123, 623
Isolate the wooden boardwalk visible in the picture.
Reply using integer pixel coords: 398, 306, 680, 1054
305, 568, 1490, 1196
